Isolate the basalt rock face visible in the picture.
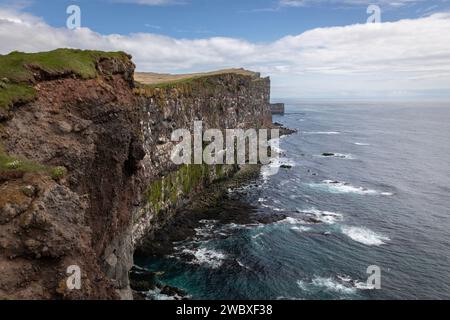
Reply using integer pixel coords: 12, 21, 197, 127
0, 49, 272, 299
132, 73, 273, 250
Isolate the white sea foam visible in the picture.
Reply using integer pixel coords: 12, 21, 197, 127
337, 275, 376, 290
261, 157, 296, 180
298, 275, 376, 294
276, 296, 303, 300
194, 220, 218, 238
318, 153, 355, 160
320, 180, 378, 195
291, 226, 312, 232
278, 217, 304, 225
236, 259, 253, 271
337, 275, 352, 282
309, 180, 392, 196
311, 277, 357, 294
296, 280, 309, 291
145, 287, 190, 300
145, 288, 178, 300
303, 131, 341, 135
354, 142, 370, 146
341, 226, 390, 246
252, 232, 264, 239
297, 277, 356, 295
223, 223, 247, 230
269, 138, 285, 154
301, 208, 344, 224
199, 219, 218, 224
354, 281, 377, 290
182, 248, 227, 268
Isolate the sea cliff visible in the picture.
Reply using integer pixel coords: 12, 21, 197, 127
0, 49, 273, 299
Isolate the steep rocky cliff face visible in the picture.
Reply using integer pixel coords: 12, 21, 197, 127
0, 49, 272, 299
132, 71, 272, 248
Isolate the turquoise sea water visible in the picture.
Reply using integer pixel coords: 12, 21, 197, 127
137, 102, 450, 300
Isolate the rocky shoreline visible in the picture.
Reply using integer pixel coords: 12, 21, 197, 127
131, 129, 296, 300
130, 166, 288, 300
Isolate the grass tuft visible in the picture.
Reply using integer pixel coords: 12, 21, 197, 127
0, 144, 68, 179
50, 166, 67, 181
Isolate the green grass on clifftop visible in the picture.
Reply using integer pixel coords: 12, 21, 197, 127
134, 68, 260, 88
0, 48, 129, 110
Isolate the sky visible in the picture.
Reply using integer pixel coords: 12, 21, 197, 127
1, 0, 450, 100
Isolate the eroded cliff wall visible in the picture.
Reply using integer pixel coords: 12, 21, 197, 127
132, 72, 272, 248
0, 49, 272, 299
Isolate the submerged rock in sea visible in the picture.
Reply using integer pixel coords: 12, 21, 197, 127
273, 122, 297, 136
129, 266, 157, 292
129, 265, 188, 300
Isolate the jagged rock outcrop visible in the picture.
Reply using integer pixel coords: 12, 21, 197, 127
0, 49, 272, 299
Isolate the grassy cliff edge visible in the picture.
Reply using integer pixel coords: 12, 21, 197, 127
0, 48, 130, 110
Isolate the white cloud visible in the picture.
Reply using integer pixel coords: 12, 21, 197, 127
280, 0, 425, 7
112, 0, 182, 5
1, 7, 450, 99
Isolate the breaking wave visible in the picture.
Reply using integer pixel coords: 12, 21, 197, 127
291, 226, 312, 232
341, 226, 390, 246
300, 208, 344, 224
297, 275, 376, 295
261, 157, 296, 180
182, 247, 227, 269
297, 276, 356, 295
309, 180, 394, 196
145, 287, 187, 300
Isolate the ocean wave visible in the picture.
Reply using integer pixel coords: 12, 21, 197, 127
276, 296, 303, 300
354, 142, 370, 146
194, 220, 218, 238
145, 288, 177, 300
318, 153, 355, 160
311, 277, 357, 294
298, 275, 375, 295
277, 217, 304, 225
300, 208, 344, 224
297, 277, 356, 295
261, 157, 296, 180
236, 259, 253, 271
337, 275, 376, 290
260, 202, 283, 211
222, 222, 249, 230
269, 138, 285, 154
296, 280, 309, 291
291, 226, 312, 232
182, 247, 227, 268
303, 131, 341, 135
251, 232, 264, 239
309, 180, 393, 196
341, 226, 390, 246
145, 287, 188, 300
